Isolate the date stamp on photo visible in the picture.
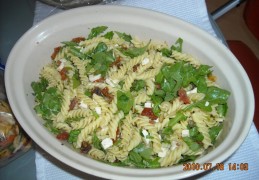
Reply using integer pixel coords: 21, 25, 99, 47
183, 162, 249, 171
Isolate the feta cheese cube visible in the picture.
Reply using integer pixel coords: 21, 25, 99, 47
101, 138, 113, 149
142, 129, 149, 137
205, 101, 210, 107
79, 101, 88, 109
95, 107, 102, 115
144, 101, 153, 108
182, 130, 190, 137
142, 57, 150, 65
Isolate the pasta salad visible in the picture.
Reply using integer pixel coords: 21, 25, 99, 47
31, 26, 230, 168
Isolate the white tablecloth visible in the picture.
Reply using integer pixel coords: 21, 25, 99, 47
33, 1, 259, 179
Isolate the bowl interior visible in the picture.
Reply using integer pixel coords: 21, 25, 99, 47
5, 5, 254, 179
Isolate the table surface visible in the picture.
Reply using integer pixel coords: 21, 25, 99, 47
1, 1, 259, 180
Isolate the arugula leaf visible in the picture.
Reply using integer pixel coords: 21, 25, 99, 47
120, 40, 150, 58
61, 41, 78, 46
162, 126, 173, 136
209, 124, 223, 144
31, 78, 48, 101
87, 26, 108, 39
178, 155, 197, 163
72, 70, 81, 89
69, 46, 85, 59
129, 151, 142, 163
205, 86, 230, 104
155, 71, 164, 84
94, 42, 108, 53
103, 31, 114, 40
117, 91, 134, 114
171, 37, 183, 52
142, 157, 160, 168
168, 112, 187, 127
91, 50, 115, 76
183, 137, 201, 152
131, 80, 146, 92
44, 119, 60, 134
34, 87, 62, 119
160, 48, 172, 57
84, 90, 92, 97
161, 112, 186, 137
92, 132, 102, 149
189, 126, 204, 142
216, 104, 228, 117
115, 31, 132, 42
160, 38, 183, 56
68, 129, 81, 144
123, 143, 160, 168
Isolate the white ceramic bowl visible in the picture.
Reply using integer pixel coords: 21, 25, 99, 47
5, 5, 254, 179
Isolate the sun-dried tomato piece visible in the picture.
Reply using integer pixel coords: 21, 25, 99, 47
51, 46, 61, 60
80, 141, 92, 154
101, 87, 114, 101
141, 108, 158, 121
71, 37, 85, 43
111, 56, 122, 67
178, 88, 190, 104
59, 68, 67, 80
133, 63, 140, 72
94, 77, 105, 83
69, 97, 78, 111
56, 132, 69, 140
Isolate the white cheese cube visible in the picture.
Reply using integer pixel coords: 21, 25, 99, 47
101, 138, 113, 149
142, 129, 149, 137
95, 107, 102, 115
205, 101, 210, 107
142, 57, 150, 65
79, 101, 88, 109
144, 101, 153, 108
182, 130, 190, 137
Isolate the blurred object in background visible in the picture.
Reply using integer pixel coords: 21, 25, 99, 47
0, 72, 32, 167
39, 0, 116, 9
243, 0, 259, 41
0, 0, 36, 65
226, 0, 259, 132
